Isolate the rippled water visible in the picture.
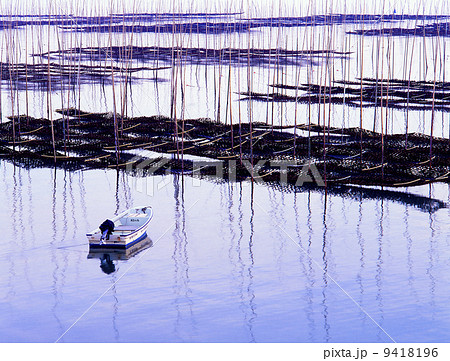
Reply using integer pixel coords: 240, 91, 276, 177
0, 159, 449, 342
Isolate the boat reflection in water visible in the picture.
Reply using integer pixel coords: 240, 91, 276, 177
88, 237, 153, 274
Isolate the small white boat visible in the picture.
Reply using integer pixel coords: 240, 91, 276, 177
86, 205, 153, 249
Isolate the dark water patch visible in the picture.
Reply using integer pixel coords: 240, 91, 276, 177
349, 21, 450, 37
240, 90, 361, 106
248, 14, 450, 28
0, 13, 238, 30
253, 78, 450, 113
267, 181, 447, 213
0, 61, 169, 91
324, 184, 447, 213
55, 14, 450, 34
67, 22, 253, 35
0, 15, 122, 30
41, 45, 349, 68
107, 12, 240, 23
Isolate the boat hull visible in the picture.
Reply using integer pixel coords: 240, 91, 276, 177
86, 205, 153, 249
88, 238, 153, 258
88, 230, 148, 250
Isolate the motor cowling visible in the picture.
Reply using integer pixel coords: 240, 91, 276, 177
99, 219, 114, 240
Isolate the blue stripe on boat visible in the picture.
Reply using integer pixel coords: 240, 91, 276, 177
89, 232, 148, 250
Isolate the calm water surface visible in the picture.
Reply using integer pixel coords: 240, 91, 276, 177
0, 159, 449, 342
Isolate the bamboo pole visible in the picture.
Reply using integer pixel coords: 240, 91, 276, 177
380, 0, 385, 180
25, 14, 29, 125
237, 34, 242, 164
0, 29, 3, 124
266, 17, 273, 125
226, 28, 234, 148
405, 9, 420, 147
293, 31, 300, 158
359, 3, 365, 165
55, 4, 69, 155
108, 1, 120, 165
47, 6, 56, 162
6, 13, 16, 148
430, 20, 440, 165
66, 7, 74, 147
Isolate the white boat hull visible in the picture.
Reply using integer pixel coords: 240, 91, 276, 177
86, 205, 153, 249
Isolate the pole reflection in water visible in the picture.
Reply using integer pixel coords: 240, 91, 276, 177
294, 190, 316, 341
246, 182, 257, 341
114, 170, 134, 216
225, 181, 257, 342
305, 190, 317, 341
321, 193, 330, 342
26, 168, 37, 269
404, 205, 421, 313
50, 167, 64, 338
59, 171, 70, 312
62, 171, 69, 244
427, 194, 437, 321
356, 194, 366, 324
268, 186, 287, 283
110, 275, 120, 342
121, 171, 133, 210
77, 170, 89, 232
171, 174, 195, 341
226, 183, 243, 340
8, 164, 19, 303
375, 199, 385, 342
68, 172, 78, 245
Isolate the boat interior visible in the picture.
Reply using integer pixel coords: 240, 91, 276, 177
113, 208, 151, 233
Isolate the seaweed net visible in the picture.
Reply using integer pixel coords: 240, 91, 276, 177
1, 109, 449, 187
243, 78, 450, 113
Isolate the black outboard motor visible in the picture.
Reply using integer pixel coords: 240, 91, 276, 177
99, 219, 115, 241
